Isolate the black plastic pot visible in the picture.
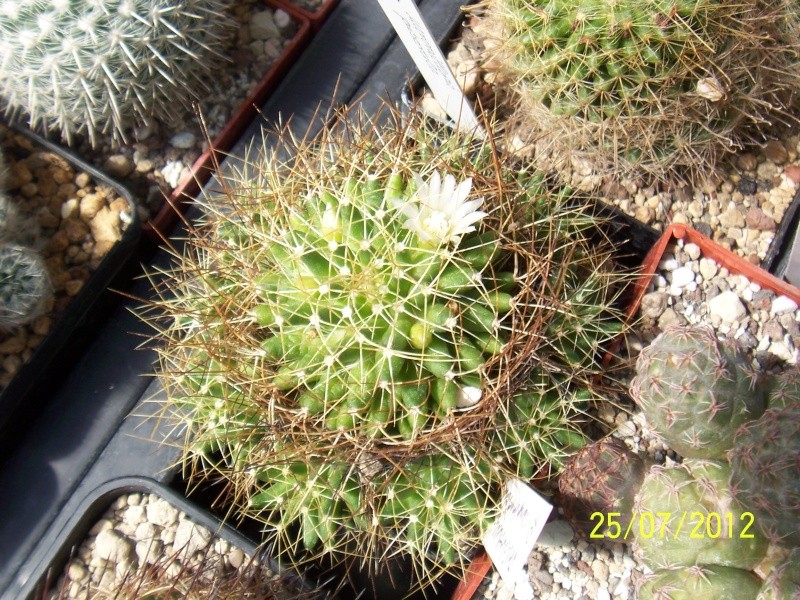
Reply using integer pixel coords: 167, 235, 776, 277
0, 123, 140, 456
25, 476, 320, 599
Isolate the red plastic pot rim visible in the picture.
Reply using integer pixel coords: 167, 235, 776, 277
627, 223, 800, 322
144, 0, 312, 243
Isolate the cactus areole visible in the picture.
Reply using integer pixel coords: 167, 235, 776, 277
146, 105, 628, 587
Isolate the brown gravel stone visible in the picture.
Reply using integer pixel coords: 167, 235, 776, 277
80, 193, 106, 221
65, 279, 85, 296
74, 172, 92, 188
0, 334, 27, 354
745, 206, 777, 231
785, 164, 800, 184
764, 140, 789, 165
31, 316, 52, 337
62, 218, 90, 243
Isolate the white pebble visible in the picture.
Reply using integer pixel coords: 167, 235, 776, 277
684, 243, 701, 260
169, 131, 196, 149
670, 266, 695, 288
708, 290, 747, 323
771, 295, 799, 315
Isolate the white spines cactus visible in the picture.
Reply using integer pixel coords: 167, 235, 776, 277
0, 0, 235, 146
0, 243, 52, 328
145, 104, 629, 589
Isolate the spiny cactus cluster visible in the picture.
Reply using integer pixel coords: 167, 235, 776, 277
146, 104, 629, 588
0, 0, 235, 146
0, 147, 51, 328
630, 325, 767, 459
557, 436, 647, 537
634, 459, 768, 570
478, 0, 800, 183
729, 398, 800, 549
0, 244, 52, 328
639, 564, 764, 600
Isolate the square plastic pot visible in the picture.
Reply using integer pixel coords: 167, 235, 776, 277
0, 124, 141, 454
24, 477, 321, 600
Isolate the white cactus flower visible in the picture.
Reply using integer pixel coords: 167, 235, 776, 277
395, 170, 486, 246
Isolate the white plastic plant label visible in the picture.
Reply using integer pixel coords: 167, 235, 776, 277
375, 0, 481, 132
482, 478, 553, 600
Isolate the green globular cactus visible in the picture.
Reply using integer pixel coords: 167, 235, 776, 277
639, 565, 763, 600
0, 0, 235, 146
633, 459, 768, 571
557, 436, 647, 538
479, 0, 800, 183
0, 243, 52, 328
729, 401, 800, 548
146, 104, 629, 588
630, 325, 766, 459
757, 548, 800, 600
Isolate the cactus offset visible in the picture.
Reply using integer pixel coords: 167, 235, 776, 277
557, 436, 647, 538
0, 0, 235, 146
633, 459, 768, 570
144, 104, 629, 588
478, 0, 800, 184
0, 243, 52, 328
639, 565, 763, 600
630, 325, 766, 459
729, 401, 800, 548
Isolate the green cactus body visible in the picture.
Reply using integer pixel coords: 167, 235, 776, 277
729, 402, 800, 548
0, 0, 235, 145
639, 565, 763, 600
557, 436, 647, 538
0, 243, 52, 328
630, 325, 766, 459
757, 548, 800, 600
633, 460, 768, 570
148, 105, 629, 585
480, 0, 800, 181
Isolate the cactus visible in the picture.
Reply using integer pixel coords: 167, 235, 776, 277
478, 0, 800, 184
757, 548, 800, 600
145, 104, 629, 587
0, 0, 235, 146
0, 243, 52, 328
629, 325, 767, 459
557, 436, 647, 538
633, 459, 768, 570
639, 565, 763, 600
764, 366, 800, 410
729, 401, 800, 548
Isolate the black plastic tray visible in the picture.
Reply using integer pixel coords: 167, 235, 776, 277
0, 124, 141, 453
25, 476, 321, 599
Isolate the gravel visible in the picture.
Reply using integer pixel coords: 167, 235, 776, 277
0, 124, 133, 391
45, 492, 313, 599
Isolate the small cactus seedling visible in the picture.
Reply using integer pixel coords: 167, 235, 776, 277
477, 0, 800, 184
630, 325, 766, 459
0, 243, 52, 328
633, 459, 768, 571
145, 103, 629, 588
638, 565, 763, 600
729, 401, 800, 548
557, 436, 647, 538
0, 0, 235, 146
